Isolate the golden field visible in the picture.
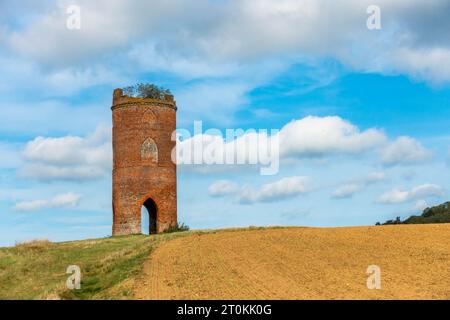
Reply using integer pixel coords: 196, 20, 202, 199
134, 225, 450, 300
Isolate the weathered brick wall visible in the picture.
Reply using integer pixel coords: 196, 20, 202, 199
111, 88, 177, 235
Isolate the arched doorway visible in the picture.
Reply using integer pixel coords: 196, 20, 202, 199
141, 198, 157, 234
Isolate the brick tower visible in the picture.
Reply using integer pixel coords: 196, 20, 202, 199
111, 88, 177, 235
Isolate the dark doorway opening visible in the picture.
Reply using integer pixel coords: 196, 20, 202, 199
141, 198, 157, 235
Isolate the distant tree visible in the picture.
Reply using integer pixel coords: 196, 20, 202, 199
123, 83, 172, 100
422, 207, 433, 218
377, 201, 450, 225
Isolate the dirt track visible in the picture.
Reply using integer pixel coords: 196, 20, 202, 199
135, 225, 450, 300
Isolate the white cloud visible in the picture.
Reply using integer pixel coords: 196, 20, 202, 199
7, 1, 134, 67
20, 124, 112, 181
409, 184, 444, 200
177, 116, 387, 174
14, 192, 82, 212
378, 183, 443, 204
207, 176, 313, 203
4, 0, 450, 84
208, 180, 238, 197
332, 183, 363, 199
380, 136, 432, 166
392, 47, 450, 85
239, 176, 313, 204
280, 116, 387, 158
331, 171, 386, 199
366, 171, 387, 183
176, 125, 280, 176
176, 115, 436, 176
128, 42, 241, 80
413, 199, 429, 212
0, 54, 126, 97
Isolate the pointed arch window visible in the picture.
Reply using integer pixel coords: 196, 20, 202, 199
141, 138, 158, 164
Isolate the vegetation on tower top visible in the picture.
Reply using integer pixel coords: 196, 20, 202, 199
122, 83, 172, 100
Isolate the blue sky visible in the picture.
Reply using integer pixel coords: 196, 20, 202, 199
1, 0, 449, 246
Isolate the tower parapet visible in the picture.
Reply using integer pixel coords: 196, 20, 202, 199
112, 88, 177, 111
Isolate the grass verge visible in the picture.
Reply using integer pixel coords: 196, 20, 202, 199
0, 232, 193, 300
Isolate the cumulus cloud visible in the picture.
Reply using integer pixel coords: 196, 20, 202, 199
279, 116, 386, 158
332, 171, 386, 199
378, 183, 443, 204
20, 124, 112, 181
177, 126, 280, 175
177, 116, 435, 175
177, 116, 387, 175
207, 176, 313, 203
208, 180, 239, 197
14, 192, 82, 212
239, 176, 313, 204
380, 136, 432, 166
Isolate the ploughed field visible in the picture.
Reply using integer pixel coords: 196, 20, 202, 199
135, 225, 450, 300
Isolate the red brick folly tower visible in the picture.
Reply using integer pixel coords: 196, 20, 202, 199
111, 88, 177, 235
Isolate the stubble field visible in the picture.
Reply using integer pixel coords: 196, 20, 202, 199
135, 225, 450, 300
